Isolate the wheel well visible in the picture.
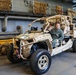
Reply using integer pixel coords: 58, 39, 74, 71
31, 42, 48, 54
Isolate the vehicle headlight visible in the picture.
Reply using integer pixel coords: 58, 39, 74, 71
20, 35, 29, 39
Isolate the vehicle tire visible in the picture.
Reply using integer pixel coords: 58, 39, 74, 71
73, 39, 76, 52
7, 44, 22, 63
30, 49, 51, 75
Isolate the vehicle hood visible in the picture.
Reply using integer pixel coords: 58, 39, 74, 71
16, 33, 42, 40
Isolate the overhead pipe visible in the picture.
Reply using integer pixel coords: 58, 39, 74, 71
4, 16, 38, 20
3, 16, 8, 32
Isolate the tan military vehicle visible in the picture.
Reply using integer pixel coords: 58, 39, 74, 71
7, 15, 76, 75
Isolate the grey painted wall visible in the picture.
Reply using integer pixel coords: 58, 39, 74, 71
39, 0, 72, 8
0, 0, 72, 33
0, 20, 42, 33
11, 0, 72, 14
11, 0, 33, 13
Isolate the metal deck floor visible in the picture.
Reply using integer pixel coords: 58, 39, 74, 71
0, 50, 76, 75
